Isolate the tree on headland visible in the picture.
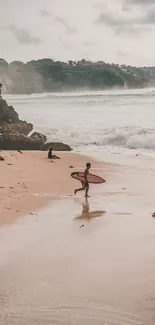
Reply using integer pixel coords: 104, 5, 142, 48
0, 58, 153, 94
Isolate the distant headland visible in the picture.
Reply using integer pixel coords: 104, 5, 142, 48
0, 58, 155, 94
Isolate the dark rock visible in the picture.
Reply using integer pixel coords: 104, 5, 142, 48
0, 133, 44, 150
0, 98, 19, 123
41, 142, 72, 151
16, 121, 33, 135
0, 155, 4, 161
30, 132, 47, 145
0, 83, 2, 97
0, 121, 33, 136
0, 133, 72, 150
0, 98, 42, 149
0, 96, 72, 151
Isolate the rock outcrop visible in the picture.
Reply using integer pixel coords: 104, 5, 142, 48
0, 121, 33, 136
41, 142, 72, 151
0, 133, 46, 150
30, 132, 47, 144
0, 98, 19, 123
0, 97, 72, 151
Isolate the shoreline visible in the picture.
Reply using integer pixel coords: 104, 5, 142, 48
1, 148, 155, 227
0, 150, 104, 227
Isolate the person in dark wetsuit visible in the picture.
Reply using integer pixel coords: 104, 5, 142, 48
48, 148, 60, 159
74, 162, 91, 197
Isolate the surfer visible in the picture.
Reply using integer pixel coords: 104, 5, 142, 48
48, 148, 60, 159
74, 162, 91, 197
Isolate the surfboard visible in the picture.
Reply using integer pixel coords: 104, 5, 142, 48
71, 172, 106, 184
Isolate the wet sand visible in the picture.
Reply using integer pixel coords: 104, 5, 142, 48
0, 152, 155, 324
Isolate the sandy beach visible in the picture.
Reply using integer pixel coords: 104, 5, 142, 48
0, 150, 105, 226
1, 150, 155, 324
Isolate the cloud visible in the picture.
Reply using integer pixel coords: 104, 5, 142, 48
96, 13, 128, 28
122, 1, 155, 16
117, 50, 128, 57
8, 25, 42, 44
84, 41, 94, 47
39, 9, 51, 17
55, 17, 77, 34
123, 0, 155, 12
141, 11, 155, 24
95, 5, 155, 35
1, 0, 155, 66
58, 37, 72, 50
95, 12, 137, 34
124, 0, 155, 5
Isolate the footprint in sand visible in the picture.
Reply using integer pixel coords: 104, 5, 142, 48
20, 183, 27, 189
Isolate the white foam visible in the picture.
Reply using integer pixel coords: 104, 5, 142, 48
4, 89, 155, 153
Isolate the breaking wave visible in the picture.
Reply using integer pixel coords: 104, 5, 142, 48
98, 128, 155, 150
4, 87, 155, 101
39, 127, 155, 151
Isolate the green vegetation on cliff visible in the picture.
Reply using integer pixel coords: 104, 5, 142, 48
0, 58, 155, 93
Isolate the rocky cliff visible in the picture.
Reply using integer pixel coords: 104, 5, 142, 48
0, 97, 72, 151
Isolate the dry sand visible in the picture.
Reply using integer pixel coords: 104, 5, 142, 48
0, 150, 104, 226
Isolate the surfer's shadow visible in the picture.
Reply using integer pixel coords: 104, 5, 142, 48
75, 198, 106, 221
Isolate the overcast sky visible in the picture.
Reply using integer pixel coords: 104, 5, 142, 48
0, 0, 155, 66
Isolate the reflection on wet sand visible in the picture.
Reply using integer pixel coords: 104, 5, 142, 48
75, 198, 106, 221
0, 193, 155, 325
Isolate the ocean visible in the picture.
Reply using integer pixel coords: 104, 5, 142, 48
4, 88, 155, 156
